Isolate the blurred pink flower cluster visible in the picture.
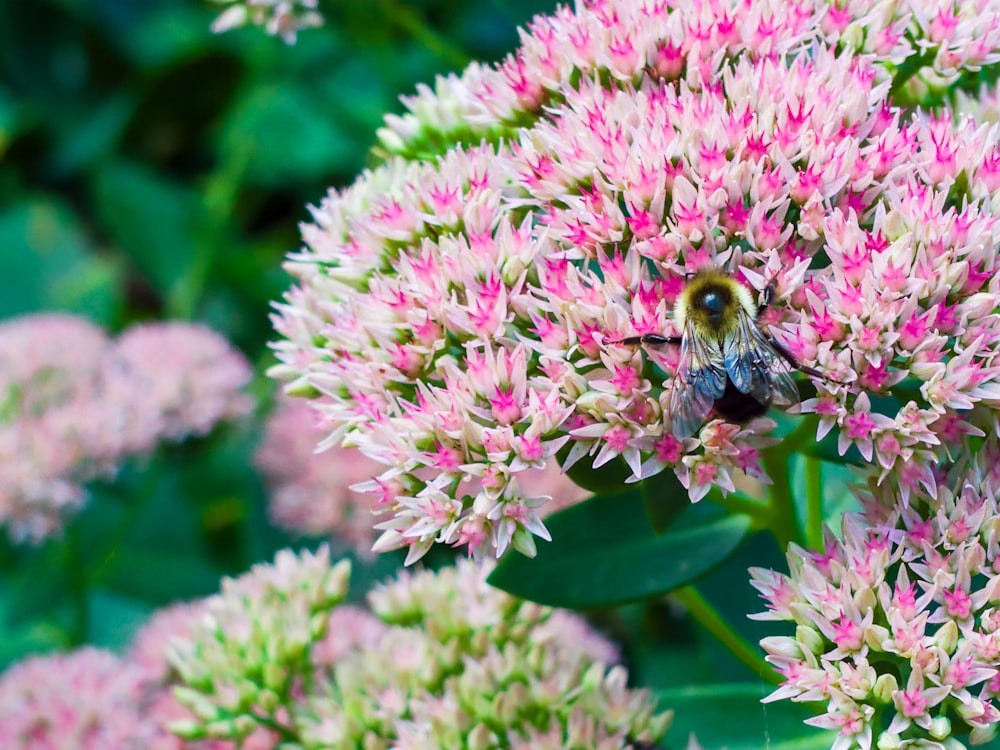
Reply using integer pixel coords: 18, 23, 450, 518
271, 0, 1000, 560
0, 648, 172, 750
255, 394, 590, 555
0, 314, 252, 542
752, 444, 1000, 749
209, 0, 322, 44
0, 548, 644, 750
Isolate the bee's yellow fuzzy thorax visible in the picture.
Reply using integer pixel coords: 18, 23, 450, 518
673, 268, 757, 339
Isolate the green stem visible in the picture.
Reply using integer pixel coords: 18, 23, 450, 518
706, 490, 771, 530
67, 524, 89, 645
376, 0, 470, 69
804, 456, 823, 550
762, 450, 802, 550
166, 140, 253, 319
888, 45, 937, 99
673, 586, 780, 685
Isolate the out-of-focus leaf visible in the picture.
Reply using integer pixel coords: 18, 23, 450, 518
0, 540, 74, 627
47, 90, 134, 176
0, 0, 89, 115
641, 470, 690, 535
0, 619, 67, 671
100, 546, 226, 603
317, 60, 398, 134
0, 197, 121, 321
0, 86, 28, 155
660, 683, 835, 750
91, 159, 204, 295
488, 490, 751, 608
218, 84, 368, 184
86, 589, 157, 649
48, 254, 123, 323
123, 53, 243, 165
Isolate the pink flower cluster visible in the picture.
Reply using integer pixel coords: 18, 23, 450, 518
256, 395, 590, 555
0, 648, 171, 750
272, 0, 1000, 562
0, 315, 252, 542
0, 548, 649, 750
255, 394, 387, 553
377, 0, 1000, 159
752, 447, 1000, 749
209, 0, 322, 44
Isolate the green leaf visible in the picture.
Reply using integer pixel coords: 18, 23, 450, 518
0, 619, 66, 671
660, 683, 834, 750
86, 589, 158, 649
488, 491, 751, 608
0, 541, 74, 627
47, 90, 135, 176
115, 4, 220, 69
0, 85, 27, 155
562, 451, 634, 494
91, 159, 205, 296
641, 469, 690, 534
0, 197, 122, 321
218, 83, 368, 185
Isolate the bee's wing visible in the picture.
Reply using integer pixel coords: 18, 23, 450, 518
669, 322, 727, 437
724, 310, 799, 406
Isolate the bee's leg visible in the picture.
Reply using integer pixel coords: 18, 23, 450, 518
768, 336, 828, 380
613, 334, 682, 348
757, 275, 779, 318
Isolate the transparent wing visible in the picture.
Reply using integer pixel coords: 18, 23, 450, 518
669, 321, 727, 437
723, 310, 799, 406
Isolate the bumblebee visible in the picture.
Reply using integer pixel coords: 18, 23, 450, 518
614, 268, 824, 437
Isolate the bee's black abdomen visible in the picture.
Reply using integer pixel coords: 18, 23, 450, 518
713, 377, 769, 423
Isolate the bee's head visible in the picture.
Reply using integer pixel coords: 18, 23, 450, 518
697, 288, 728, 323
673, 268, 756, 336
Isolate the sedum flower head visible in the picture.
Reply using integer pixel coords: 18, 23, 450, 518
0, 647, 172, 749
169, 551, 669, 749
374, 0, 1000, 161
257, 394, 591, 556
168, 545, 350, 738
751, 447, 1000, 749
0, 315, 252, 543
209, 0, 322, 44
272, 0, 1000, 560
255, 394, 392, 553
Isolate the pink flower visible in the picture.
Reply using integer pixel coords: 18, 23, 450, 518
128, 600, 209, 683
105, 322, 252, 444
271, 0, 1000, 561
256, 395, 386, 554
0, 316, 252, 542
752, 448, 1000, 747
210, 0, 322, 44
0, 648, 173, 750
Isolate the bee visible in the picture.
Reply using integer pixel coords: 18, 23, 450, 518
613, 267, 825, 437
